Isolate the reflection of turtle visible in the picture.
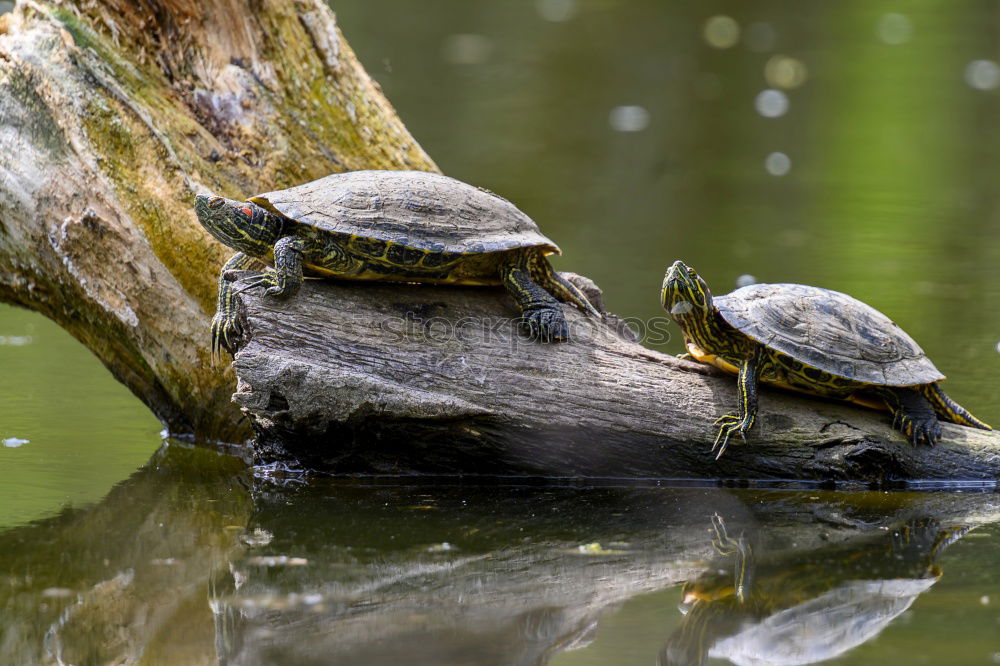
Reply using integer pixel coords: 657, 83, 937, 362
659, 515, 968, 666
195, 170, 599, 353
660, 261, 991, 457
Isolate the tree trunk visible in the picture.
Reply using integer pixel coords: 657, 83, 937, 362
0, 0, 436, 440
229, 274, 1000, 483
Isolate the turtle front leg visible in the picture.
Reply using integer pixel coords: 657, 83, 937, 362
499, 253, 569, 342
713, 347, 763, 459
238, 236, 306, 299
876, 387, 942, 446
212, 251, 263, 356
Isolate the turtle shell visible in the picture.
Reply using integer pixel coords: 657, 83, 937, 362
249, 170, 560, 256
714, 283, 944, 386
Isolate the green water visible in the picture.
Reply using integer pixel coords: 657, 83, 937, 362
0, 304, 162, 528
2, 0, 1000, 663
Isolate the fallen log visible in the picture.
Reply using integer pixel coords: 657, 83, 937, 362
228, 273, 1000, 483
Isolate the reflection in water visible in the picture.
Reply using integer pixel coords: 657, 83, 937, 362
660, 515, 968, 666
0, 443, 251, 666
0, 451, 997, 665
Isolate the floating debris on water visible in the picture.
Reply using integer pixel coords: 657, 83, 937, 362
245, 555, 309, 567
765, 151, 791, 176
965, 60, 1000, 90
41, 588, 74, 598
736, 274, 757, 288
573, 542, 626, 555
0, 335, 33, 346
427, 542, 456, 552
241, 528, 274, 547
3, 438, 28, 448
755, 89, 788, 118
703, 16, 740, 50
609, 105, 650, 132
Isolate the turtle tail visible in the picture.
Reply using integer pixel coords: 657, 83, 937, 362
527, 251, 602, 318
920, 383, 992, 430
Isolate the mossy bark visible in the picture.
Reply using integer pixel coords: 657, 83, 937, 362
0, 0, 436, 440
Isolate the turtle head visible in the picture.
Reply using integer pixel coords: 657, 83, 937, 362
194, 194, 282, 257
661, 260, 714, 323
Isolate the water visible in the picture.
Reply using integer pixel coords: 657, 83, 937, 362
2, 452, 999, 665
0, 304, 162, 528
2, 0, 1000, 663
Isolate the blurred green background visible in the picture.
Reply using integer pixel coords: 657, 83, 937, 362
1, 0, 998, 524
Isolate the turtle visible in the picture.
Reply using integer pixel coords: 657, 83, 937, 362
194, 170, 600, 354
660, 260, 991, 458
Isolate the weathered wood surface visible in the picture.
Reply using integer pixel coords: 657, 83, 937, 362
0, 0, 436, 440
229, 274, 1000, 482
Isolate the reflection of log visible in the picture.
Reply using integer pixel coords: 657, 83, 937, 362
0, 444, 250, 666
1, 456, 997, 665
213, 484, 1000, 666
229, 275, 1000, 482
0, 1, 435, 440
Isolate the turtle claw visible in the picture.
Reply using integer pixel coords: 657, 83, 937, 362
520, 307, 568, 342
712, 413, 751, 459
211, 312, 241, 358
896, 413, 941, 447
233, 272, 275, 296
234, 270, 299, 299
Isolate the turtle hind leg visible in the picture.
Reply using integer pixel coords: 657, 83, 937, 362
499, 253, 569, 342
527, 252, 602, 318
876, 387, 942, 446
920, 383, 992, 430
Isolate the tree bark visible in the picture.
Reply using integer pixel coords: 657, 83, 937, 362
229, 274, 1000, 483
0, 0, 436, 440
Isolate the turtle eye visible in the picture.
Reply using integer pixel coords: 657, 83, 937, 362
208, 197, 224, 209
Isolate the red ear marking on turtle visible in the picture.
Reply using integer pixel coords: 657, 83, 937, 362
241, 206, 253, 217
